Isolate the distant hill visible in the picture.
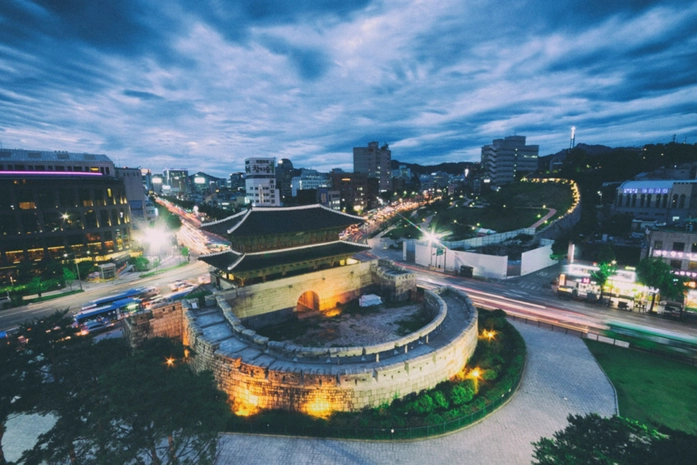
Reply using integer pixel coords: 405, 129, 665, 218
391, 160, 477, 176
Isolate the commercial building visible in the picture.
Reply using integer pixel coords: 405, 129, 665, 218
290, 169, 330, 197
481, 135, 539, 187
115, 167, 147, 221
644, 221, 697, 309
163, 168, 189, 195
330, 171, 379, 213
275, 158, 297, 204
0, 149, 132, 270
614, 180, 697, 222
245, 158, 280, 206
353, 142, 392, 192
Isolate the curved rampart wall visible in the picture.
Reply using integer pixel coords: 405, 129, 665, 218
183, 288, 478, 414
213, 289, 447, 363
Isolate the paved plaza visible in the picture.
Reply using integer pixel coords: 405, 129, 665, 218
3, 320, 617, 464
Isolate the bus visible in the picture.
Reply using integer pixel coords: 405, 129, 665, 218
81, 287, 159, 312
603, 321, 697, 358
74, 297, 142, 328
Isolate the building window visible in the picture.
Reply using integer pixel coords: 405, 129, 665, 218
654, 241, 663, 250
679, 194, 686, 209
672, 242, 685, 252
688, 261, 697, 271
670, 259, 682, 269
692, 242, 697, 253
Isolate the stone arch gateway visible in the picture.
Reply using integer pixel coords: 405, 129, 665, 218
296, 290, 319, 313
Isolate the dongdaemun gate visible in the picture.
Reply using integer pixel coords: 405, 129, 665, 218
198, 204, 371, 288
155, 204, 479, 415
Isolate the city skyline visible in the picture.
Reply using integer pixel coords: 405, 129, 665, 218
1, 0, 695, 178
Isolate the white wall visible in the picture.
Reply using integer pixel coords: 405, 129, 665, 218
521, 243, 557, 276
415, 242, 508, 279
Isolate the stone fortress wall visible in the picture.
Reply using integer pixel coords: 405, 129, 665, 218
220, 259, 416, 329
126, 261, 478, 414
123, 300, 184, 347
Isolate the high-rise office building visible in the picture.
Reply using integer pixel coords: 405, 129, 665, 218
245, 157, 280, 206
481, 136, 539, 187
275, 158, 297, 204
0, 149, 132, 270
115, 167, 147, 221
353, 142, 392, 192
163, 168, 189, 195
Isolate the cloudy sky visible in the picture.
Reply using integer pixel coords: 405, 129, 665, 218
1, 1, 696, 177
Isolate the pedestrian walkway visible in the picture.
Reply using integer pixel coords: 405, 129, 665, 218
529, 208, 557, 229
3, 321, 617, 464
215, 321, 617, 464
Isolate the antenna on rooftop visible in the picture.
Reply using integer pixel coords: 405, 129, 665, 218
569, 126, 576, 150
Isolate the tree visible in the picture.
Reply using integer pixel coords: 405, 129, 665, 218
15, 311, 90, 465
0, 335, 42, 465
636, 257, 675, 313
62, 266, 76, 290
98, 338, 230, 464
532, 413, 697, 465
27, 276, 47, 298
18, 333, 229, 465
181, 246, 190, 263
133, 256, 151, 272
590, 261, 616, 301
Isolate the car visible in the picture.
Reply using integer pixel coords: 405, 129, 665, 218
80, 321, 108, 336
169, 280, 189, 291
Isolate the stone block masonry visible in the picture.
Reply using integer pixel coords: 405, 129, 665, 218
125, 260, 479, 416
124, 300, 185, 348
182, 286, 478, 415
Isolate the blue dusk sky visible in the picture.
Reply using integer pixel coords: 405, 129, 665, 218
1, 0, 696, 177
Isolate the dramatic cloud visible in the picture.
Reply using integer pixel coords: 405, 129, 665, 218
0, 0, 696, 177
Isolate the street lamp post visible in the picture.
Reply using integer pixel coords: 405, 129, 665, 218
64, 253, 83, 290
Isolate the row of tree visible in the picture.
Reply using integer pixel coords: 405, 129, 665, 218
533, 413, 697, 464
590, 256, 686, 313
1, 311, 231, 465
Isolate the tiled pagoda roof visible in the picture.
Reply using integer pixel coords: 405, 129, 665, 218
198, 241, 371, 273
200, 204, 364, 238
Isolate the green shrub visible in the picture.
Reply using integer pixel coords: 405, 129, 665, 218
472, 398, 488, 411
450, 384, 474, 405
413, 394, 435, 414
433, 391, 449, 410
425, 413, 444, 425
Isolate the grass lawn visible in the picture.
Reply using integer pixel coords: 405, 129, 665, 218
403, 180, 574, 240
585, 339, 697, 434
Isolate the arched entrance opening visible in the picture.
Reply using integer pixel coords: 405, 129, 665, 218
296, 290, 320, 314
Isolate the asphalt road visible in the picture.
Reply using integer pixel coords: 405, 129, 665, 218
5, 234, 694, 342
370, 246, 697, 340
0, 260, 208, 331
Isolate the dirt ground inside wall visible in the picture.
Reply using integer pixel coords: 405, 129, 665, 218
259, 302, 430, 348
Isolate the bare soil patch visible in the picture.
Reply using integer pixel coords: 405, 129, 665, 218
256, 301, 431, 347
